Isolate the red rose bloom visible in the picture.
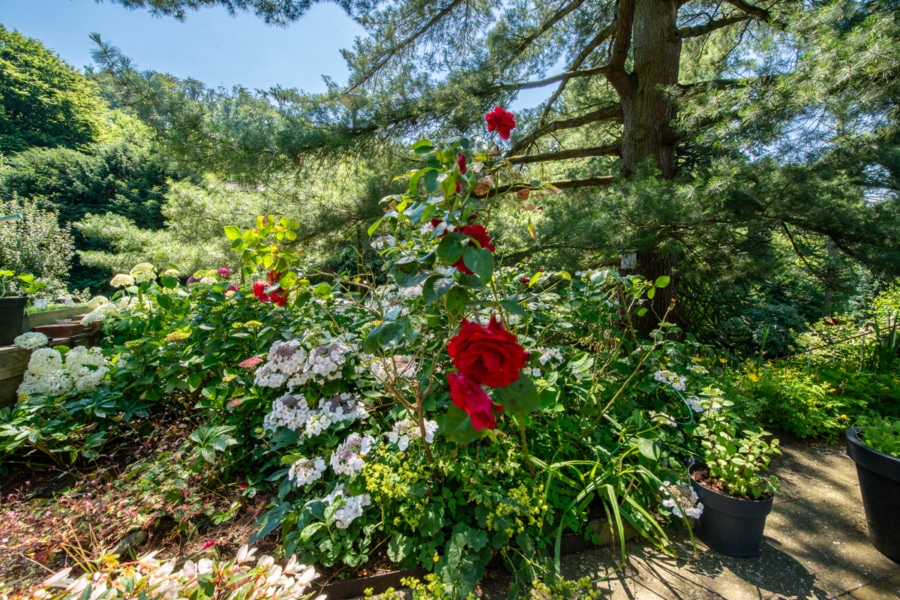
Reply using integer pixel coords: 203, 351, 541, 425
447, 371, 504, 430
451, 224, 495, 275
456, 154, 467, 174
253, 271, 288, 306
448, 316, 529, 388
485, 107, 516, 140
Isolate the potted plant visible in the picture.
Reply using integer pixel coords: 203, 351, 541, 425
688, 393, 781, 557
846, 417, 900, 562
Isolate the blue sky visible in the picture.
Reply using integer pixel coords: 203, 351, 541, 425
2, 0, 365, 93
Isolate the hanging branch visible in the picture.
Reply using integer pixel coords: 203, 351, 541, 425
678, 14, 751, 38
507, 103, 622, 155
506, 142, 620, 165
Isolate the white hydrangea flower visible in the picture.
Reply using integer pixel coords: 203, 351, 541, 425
537, 348, 564, 366
110, 273, 135, 288
254, 364, 287, 388
66, 347, 109, 393
688, 364, 709, 375
317, 393, 367, 424
370, 355, 418, 384
263, 393, 312, 432
287, 456, 326, 488
13, 332, 49, 351
661, 482, 704, 519
653, 369, 687, 392
304, 412, 333, 438
37, 369, 75, 396
130, 263, 157, 284
319, 484, 372, 529
200, 276, 217, 285
27, 348, 63, 376
685, 395, 703, 413
386, 418, 438, 451
330, 432, 375, 476
86, 295, 110, 309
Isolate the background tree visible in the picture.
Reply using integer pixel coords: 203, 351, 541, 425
0, 25, 109, 152
98, 0, 900, 346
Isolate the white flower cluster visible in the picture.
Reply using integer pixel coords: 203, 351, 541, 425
81, 299, 118, 326
660, 481, 704, 519
109, 273, 135, 288
371, 235, 396, 251
18, 346, 109, 397
330, 432, 375, 476
263, 393, 311, 432
86, 295, 109, 309
288, 456, 327, 488
255, 340, 354, 389
263, 392, 367, 437
370, 355, 418, 384
688, 363, 709, 375
364, 286, 411, 318
32, 545, 320, 600
537, 347, 564, 366
129, 262, 157, 284
65, 346, 109, 392
522, 367, 542, 378
319, 484, 372, 529
386, 418, 438, 451
685, 395, 703, 413
653, 369, 687, 391
13, 332, 49, 351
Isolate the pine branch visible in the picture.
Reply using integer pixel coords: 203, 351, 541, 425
678, 14, 751, 39
505, 0, 591, 67
344, 0, 465, 93
507, 142, 620, 165
477, 175, 616, 198
497, 66, 614, 92
610, 0, 635, 70
538, 23, 617, 127
507, 103, 622, 155
723, 0, 771, 22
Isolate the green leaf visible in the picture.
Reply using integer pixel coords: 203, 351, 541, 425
387, 533, 414, 563
637, 307, 648, 317
654, 275, 671, 288
463, 247, 494, 284
442, 406, 486, 444
367, 218, 384, 237
423, 170, 440, 193
312, 283, 332, 299
423, 276, 453, 304
647, 287, 656, 300
155, 293, 172, 310
444, 286, 470, 314
363, 320, 412, 353
436, 232, 468, 266
224, 225, 242, 240
492, 375, 541, 415
499, 297, 527, 318
638, 438, 659, 461
528, 271, 542, 287
389, 261, 429, 288
411, 139, 434, 154
159, 275, 178, 289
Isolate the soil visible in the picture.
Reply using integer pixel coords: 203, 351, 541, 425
689, 465, 774, 501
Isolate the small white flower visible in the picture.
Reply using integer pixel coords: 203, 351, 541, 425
653, 369, 686, 392
110, 273, 135, 288
13, 332, 49, 351
288, 456, 326, 487
330, 432, 375, 476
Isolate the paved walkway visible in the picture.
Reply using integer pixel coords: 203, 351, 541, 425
552, 438, 900, 599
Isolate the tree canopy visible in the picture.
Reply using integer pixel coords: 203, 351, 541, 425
0, 25, 109, 152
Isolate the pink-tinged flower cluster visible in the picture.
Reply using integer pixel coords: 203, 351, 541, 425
217, 267, 231, 278
238, 356, 263, 370
446, 317, 529, 430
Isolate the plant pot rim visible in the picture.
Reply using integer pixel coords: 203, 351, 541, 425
846, 426, 900, 483
689, 462, 776, 505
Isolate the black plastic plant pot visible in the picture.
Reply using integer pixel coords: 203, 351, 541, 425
846, 426, 900, 563
689, 463, 774, 558
0, 296, 27, 346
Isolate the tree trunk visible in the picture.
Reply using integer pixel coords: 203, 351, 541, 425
611, 0, 682, 337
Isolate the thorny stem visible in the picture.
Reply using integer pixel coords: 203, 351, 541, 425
516, 414, 535, 478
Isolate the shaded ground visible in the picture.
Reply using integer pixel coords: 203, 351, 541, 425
477, 436, 900, 599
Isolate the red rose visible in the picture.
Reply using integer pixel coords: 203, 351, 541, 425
447, 371, 504, 430
456, 154, 467, 174
448, 316, 529, 387
452, 224, 495, 275
253, 271, 288, 306
485, 107, 516, 140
